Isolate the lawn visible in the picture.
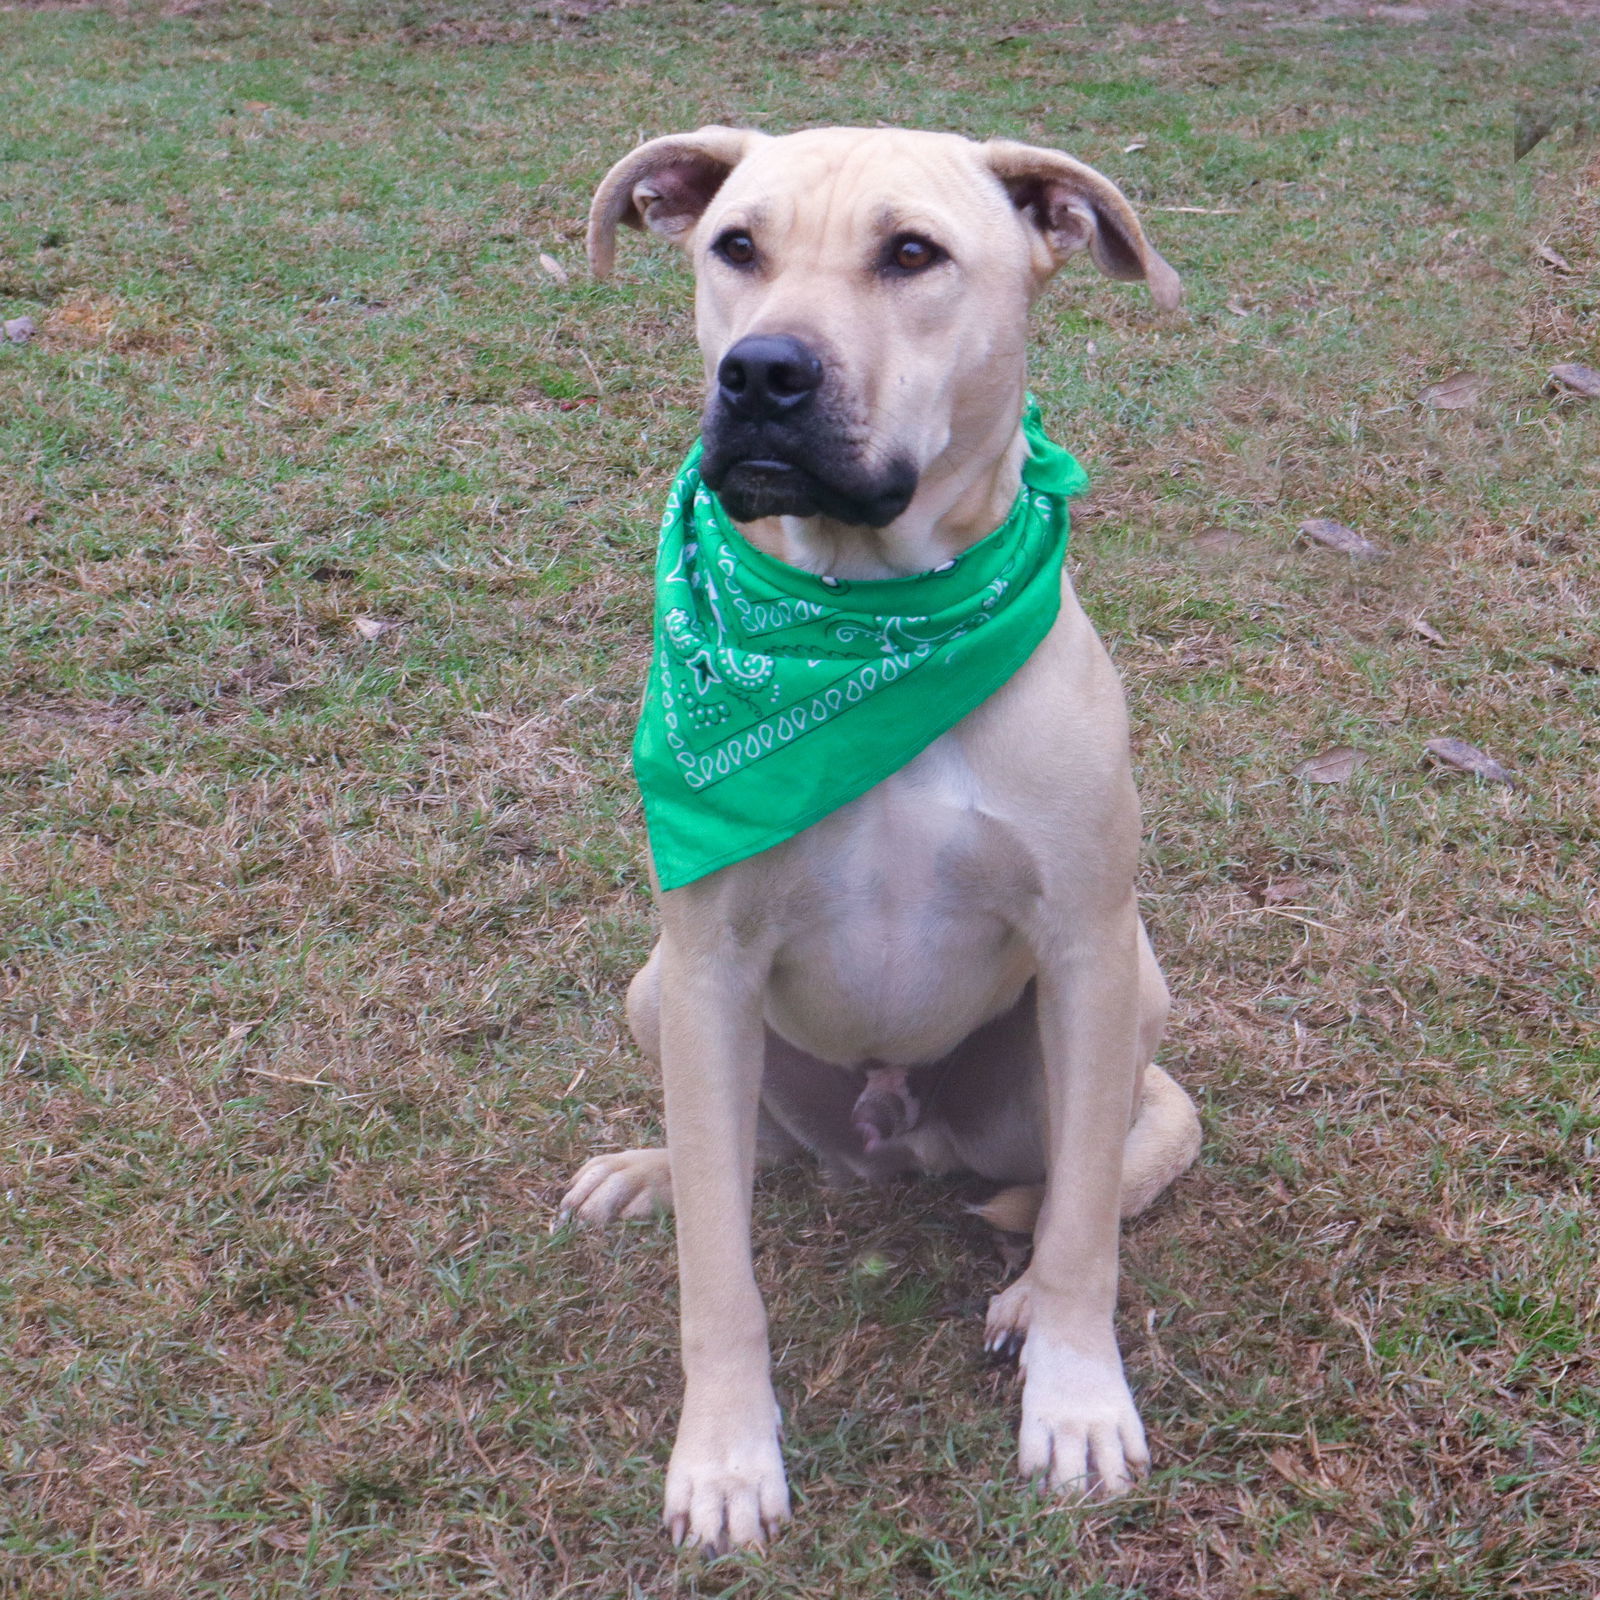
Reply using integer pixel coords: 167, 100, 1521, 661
2, 0, 1598, 1595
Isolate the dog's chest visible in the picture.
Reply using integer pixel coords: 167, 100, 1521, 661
762, 736, 1037, 1067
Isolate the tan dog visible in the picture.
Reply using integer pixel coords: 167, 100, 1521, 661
560, 126, 1201, 1553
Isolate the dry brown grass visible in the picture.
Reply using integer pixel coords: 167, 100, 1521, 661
2, 0, 1598, 1595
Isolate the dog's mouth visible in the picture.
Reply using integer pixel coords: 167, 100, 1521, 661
700, 423, 917, 529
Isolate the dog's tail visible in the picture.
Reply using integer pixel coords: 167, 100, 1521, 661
971, 1183, 1047, 1234
970, 1063, 1201, 1235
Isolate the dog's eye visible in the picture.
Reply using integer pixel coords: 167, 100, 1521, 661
885, 234, 945, 274
714, 230, 757, 267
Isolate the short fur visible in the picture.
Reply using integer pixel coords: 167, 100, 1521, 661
561, 125, 1201, 1554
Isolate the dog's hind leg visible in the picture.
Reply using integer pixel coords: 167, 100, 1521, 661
559, 945, 802, 1224
559, 949, 673, 1222
1117, 1060, 1201, 1217
939, 927, 1198, 1231
561, 1146, 674, 1223
972, 1062, 1199, 1232
561, 1115, 801, 1224
1116, 928, 1201, 1218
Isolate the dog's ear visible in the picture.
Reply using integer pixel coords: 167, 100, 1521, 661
587, 126, 761, 278
983, 140, 1182, 310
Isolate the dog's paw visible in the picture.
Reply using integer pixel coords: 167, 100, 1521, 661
983, 1275, 1035, 1359
664, 1398, 790, 1554
1017, 1334, 1149, 1500
557, 1147, 673, 1224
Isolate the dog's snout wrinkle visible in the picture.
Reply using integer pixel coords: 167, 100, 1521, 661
717, 334, 823, 420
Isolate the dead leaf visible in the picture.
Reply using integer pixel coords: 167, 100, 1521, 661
4, 315, 36, 343
1536, 243, 1576, 274
241, 99, 272, 113
1123, 140, 1147, 154
1294, 747, 1367, 785
1423, 737, 1513, 784
1548, 363, 1600, 399
1417, 371, 1483, 410
1269, 1448, 1308, 1487
351, 616, 397, 641
1515, 111, 1553, 161
1260, 876, 1310, 907
1298, 518, 1384, 561
538, 252, 569, 285
1409, 617, 1447, 647
1192, 526, 1243, 552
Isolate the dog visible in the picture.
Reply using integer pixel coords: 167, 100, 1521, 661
560, 125, 1201, 1553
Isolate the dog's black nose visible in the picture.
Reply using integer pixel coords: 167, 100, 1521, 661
716, 334, 823, 420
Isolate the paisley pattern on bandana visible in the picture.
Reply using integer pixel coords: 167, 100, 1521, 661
634, 400, 1088, 890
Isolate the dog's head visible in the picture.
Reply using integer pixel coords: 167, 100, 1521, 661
588, 126, 1179, 530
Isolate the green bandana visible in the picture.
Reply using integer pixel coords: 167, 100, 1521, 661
634, 401, 1088, 891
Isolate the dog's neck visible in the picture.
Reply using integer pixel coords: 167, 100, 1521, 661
734, 412, 1030, 582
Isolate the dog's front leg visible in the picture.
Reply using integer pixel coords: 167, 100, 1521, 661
987, 899, 1149, 1498
654, 928, 790, 1552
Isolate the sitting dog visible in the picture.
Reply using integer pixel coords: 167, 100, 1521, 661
561, 125, 1201, 1552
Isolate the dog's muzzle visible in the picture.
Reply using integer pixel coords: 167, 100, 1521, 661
700, 334, 917, 528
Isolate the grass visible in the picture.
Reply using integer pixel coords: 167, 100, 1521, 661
2, 0, 1598, 1594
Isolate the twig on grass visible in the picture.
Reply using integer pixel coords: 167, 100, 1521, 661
239, 1065, 338, 1089
1223, 906, 1338, 932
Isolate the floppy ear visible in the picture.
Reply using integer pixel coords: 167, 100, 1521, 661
587, 125, 762, 278
983, 139, 1182, 310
